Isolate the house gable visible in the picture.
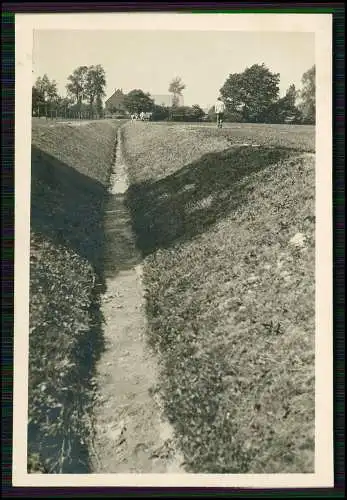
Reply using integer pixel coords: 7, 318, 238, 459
105, 89, 127, 112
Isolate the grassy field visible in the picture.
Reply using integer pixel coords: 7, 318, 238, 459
28, 119, 120, 473
123, 121, 315, 473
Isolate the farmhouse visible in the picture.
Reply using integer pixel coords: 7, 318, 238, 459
105, 89, 127, 114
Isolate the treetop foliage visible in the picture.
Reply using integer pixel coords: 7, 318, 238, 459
169, 77, 186, 107
219, 63, 315, 124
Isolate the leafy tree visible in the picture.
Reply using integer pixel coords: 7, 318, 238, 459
152, 104, 170, 121
32, 86, 44, 115
56, 96, 74, 118
96, 95, 104, 118
66, 64, 106, 118
169, 77, 186, 107
191, 104, 205, 120
220, 63, 280, 122
124, 90, 154, 114
298, 65, 315, 124
66, 65, 89, 114
280, 84, 302, 123
170, 105, 205, 122
267, 84, 302, 124
85, 64, 106, 118
46, 81, 59, 103
33, 74, 59, 116
35, 74, 58, 101
284, 83, 297, 108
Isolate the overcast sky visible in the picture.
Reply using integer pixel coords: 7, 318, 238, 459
32, 30, 314, 109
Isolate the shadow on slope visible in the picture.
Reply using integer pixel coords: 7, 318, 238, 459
31, 145, 108, 278
126, 145, 297, 256
29, 146, 111, 473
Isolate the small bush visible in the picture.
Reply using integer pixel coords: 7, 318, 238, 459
169, 106, 206, 122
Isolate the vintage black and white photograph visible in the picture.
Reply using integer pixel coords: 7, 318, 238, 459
13, 12, 333, 488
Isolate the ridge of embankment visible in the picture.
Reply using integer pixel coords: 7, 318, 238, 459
28, 120, 120, 473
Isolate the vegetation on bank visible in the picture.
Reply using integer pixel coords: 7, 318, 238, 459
28, 120, 119, 473
123, 121, 315, 473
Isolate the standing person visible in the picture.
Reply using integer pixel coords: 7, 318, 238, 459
214, 97, 226, 128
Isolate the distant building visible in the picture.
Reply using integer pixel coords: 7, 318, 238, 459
105, 89, 127, 114
152, 94, 184, 107
152, 94, 172, 107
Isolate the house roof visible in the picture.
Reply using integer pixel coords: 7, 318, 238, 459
105, 88, 125, 105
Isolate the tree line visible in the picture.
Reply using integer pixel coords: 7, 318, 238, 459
32, 70, 205, 122
118, 78, 205, 122
32, 65, 106, 119
124, 67, 315, 125
32, 64, 315, 125
216, 63, 315, 124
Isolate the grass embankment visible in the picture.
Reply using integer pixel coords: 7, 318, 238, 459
28, 120, 120, 473
123, 122, 315, 473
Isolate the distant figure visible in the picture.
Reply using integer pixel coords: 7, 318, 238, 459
214, 97, 226, 128
140, 111, 145, 121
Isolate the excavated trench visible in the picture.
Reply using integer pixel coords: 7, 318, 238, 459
90, 127, 185, 473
